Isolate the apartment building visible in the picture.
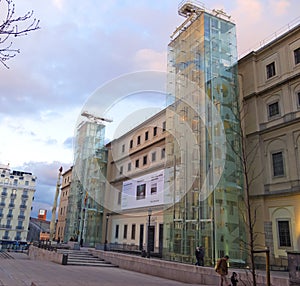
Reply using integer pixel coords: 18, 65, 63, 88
55, 166, 72, 242
238, 22, 300, 267
105, 109, 167, 255
0, 164, 36, 242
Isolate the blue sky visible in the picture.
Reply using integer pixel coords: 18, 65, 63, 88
0, 0, 299, 219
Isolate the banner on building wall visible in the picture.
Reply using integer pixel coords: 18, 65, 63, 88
121, 169, 164, 210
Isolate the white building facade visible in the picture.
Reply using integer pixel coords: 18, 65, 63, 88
0, 164, 36, 242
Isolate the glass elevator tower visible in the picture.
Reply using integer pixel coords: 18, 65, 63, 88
163, 1, 245, 266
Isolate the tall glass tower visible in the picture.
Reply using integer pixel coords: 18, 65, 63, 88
65, 117, 108, 246
164, 1, 245, 266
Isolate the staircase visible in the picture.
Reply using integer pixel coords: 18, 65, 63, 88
57, 249, 117, 267
0, 251, 14, 259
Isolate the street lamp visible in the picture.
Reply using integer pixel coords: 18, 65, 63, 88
147, 208, 152, 258
104, 213, 110, 251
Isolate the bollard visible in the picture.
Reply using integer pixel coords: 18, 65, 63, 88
62, 253, 68, 265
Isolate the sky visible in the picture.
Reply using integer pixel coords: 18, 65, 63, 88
0, 0, 299, 219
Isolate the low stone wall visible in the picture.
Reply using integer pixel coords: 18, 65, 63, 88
89, 249, 289, 286
28, 245, 64, 264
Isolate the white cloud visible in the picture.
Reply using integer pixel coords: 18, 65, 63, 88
268, 0, 290, 16
133, 49, 167, 71
52, 0, 64, 10
233, 0, 263, 21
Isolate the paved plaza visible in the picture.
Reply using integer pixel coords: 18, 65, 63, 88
0, 252, 205, 286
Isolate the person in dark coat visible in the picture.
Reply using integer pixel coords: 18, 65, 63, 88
231, 272, 238, 286
195, 246, 201, 266
198, 246, 204, 266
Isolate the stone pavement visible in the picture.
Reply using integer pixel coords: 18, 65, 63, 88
0, 252, 205, 286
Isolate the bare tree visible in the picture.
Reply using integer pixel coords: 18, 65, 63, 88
0, 0, 40, 68
229, 93, 265, 286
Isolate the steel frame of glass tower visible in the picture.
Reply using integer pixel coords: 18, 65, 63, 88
163, 2, 246, 266
65, 120, 107, 246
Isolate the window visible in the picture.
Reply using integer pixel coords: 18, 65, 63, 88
266, 62, 276, 79
268, 102, 279, 118
117, 191, 122, 205
278, 220, 291, 247
131, 224, 136, 240
119, 166, 123, 175
135, 159, 139, 168
297, 92, 300, 106
123, 224, 128, 239
153, 126, 157, 136
294, 47, 300, 65
272, 151, 284, 177
115, 225, 119, 239
145, 131, 149, 141
130, 140, 133, 149
121, 144, 125, 153
137, 136, 141, 145
162, 121, 166, 132
127, 162, 131, 172
151, 152, 156, 162
161, 148, 165, 159
143, 155, 147, 165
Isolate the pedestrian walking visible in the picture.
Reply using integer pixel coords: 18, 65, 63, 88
195, 246, 200, 266
198, 246, 204, 266
215, 255, 230, 286
231, 272, 238, 286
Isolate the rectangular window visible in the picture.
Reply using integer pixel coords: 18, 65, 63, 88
122, 144, 125, 153
137, 136, 141, 145
131, 224, 136, 240
123, 224, 128, 239
127, 162, 131, 172
135, 159, 139, 168
153, 126, 157, 136
115, 225, 119, 239
117, 191, 122, 205
278, 220, 291, 247
151, 152, 156, 162
294, 47, 300, 65
266, 62, 276, 79
268, 102, 279, 118
161, 148, 165, 159
297, 92, 300, 106
130, 140, 133, 149
162, 121, 166, 132
272, 151, 284, 177
119, 166, 123, 175
145, 131, 149, 141
143, 155, 147, 165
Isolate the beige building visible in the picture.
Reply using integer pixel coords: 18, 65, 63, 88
238, 23, 300, 267
105, 109, 167, 254
55, 166, 72, 242
0, 164, 36, 242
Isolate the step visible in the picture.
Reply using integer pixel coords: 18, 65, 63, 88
57, 249, 117, 267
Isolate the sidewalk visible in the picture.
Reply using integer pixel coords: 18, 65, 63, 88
0, 252, 206, 286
